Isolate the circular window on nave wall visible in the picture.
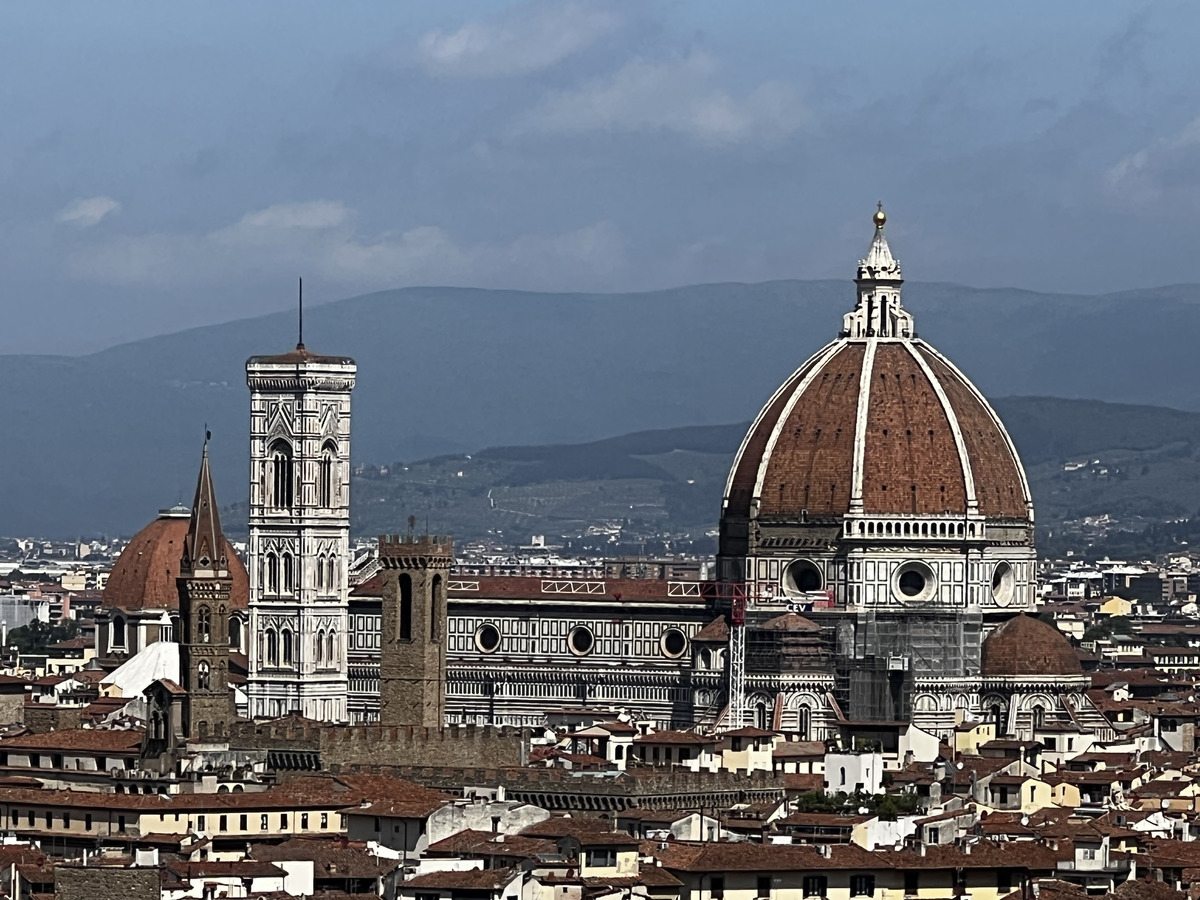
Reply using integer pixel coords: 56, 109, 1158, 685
893, 560, 937, 603
568, 625, 595, 656
783, 558, 823, 595
474, 623, 501, 653
660, 628, 688, 659
991, 561, 1015, 607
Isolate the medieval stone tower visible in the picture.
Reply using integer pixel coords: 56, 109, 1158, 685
177, 440, 235, 739
245, 342, 356, 722
378, 533, 453, 727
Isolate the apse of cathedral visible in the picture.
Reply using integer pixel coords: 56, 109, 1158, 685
98, 207, 1105, 747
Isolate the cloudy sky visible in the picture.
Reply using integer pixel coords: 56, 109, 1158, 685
3, 1, 1199, 353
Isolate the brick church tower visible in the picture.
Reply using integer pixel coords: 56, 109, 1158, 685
378, 533, 453, 727
177, 438, 235, 739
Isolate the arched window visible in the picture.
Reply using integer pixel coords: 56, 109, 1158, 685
266, 629, 279, 666
319, 441, 337, 508
229, 617, 242, 650
327, 556, 337, 594
798, 705, 811, 741
269, 440, 294, 508
197, 606, 211, 643
316, 556, 326, 593
266, 553, 280, 595
399, 574, 413, 641
281, 629, 293, 666
755, 701, 768, 730
431, 574, 444, 642
111, 615, 126, 650
282, 553, 294, 594
1032, 705, 1045, 731
327, 629, 335, 662
316, 630, 325, 665
196, 661, 211, 691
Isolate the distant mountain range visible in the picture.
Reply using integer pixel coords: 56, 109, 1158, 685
335, 398, 1200, 556
5, 279, 1200, 538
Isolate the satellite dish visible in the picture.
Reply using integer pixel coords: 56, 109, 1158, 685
858, 807, 870, 815
1020, 815, 1030, 826
956, 762, 964, 770
1162, 799, 1171, 810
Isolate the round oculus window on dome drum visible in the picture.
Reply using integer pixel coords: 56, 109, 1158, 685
783, 559, 823, 596
991, 561, 1015, 607
568, 625, 595, 656
893, 560, 937, 603
474, 623, 501, 653
660, 628, 688, 659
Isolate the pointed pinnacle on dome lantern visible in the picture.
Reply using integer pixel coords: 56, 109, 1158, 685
841, 204, 914, 340
181, 432, 229, 578
858, 202, 902, 281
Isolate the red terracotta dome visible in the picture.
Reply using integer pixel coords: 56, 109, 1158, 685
723, 209, 1031, 526
104, 507, 248, 611
981, 613, 1081, 677
725, 340, 1031, 521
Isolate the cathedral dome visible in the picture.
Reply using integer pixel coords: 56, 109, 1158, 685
104, 507, 248, 611
723, 209, 1031, 526
981, 613, 1081, 678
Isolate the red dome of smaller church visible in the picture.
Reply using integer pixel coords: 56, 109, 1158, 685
104, 508, 248, 611
981, 613, 1081, 677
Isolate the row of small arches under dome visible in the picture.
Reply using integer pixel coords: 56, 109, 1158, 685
265, 438, 341, 509
261, 552, 341, 596
260, 626, 339, 669
851, 520, 977, 538
470, 621, 689, 659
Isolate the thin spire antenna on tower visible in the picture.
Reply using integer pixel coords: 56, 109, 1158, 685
297, 277, 304, 350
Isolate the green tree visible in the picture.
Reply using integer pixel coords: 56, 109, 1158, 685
7, 619, 80, 654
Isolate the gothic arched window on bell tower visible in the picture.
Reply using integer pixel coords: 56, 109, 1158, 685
282, 553, 294, 594
197, 607, 211, 643
268, 439, 294, 508
281, 628, 294, 666
266, 553, 280, 596
431, 574, 444, 643
266, 629, 279, 666
197, 661, 211, 691
399, 574, 413, 641
319, 441, 337, 508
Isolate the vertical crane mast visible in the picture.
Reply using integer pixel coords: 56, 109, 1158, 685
727, 588, 747, 730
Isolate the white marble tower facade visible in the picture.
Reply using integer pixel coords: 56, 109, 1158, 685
245, 344, 356, 722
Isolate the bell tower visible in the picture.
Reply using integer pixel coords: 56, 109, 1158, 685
377, 532, 453, 727
245, 340, 356, 722
177, 438, 234, 739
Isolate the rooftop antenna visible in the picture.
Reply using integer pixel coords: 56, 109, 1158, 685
297, 277, 305, 350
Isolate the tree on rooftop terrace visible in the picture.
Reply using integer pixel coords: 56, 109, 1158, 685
1083, 615, 1133, 642
7, 618, 80, 655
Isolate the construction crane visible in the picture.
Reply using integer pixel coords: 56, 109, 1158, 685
727, 588, 748, 730
724, 581, 834, 731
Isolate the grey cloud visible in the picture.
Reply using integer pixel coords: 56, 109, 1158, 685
64, 200, 629, 293
416, 0, 623, 78
511, 51, 807, 146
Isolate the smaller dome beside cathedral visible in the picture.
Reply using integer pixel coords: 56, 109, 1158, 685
980, 613, 1081, 678
104, 507, 248, 612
